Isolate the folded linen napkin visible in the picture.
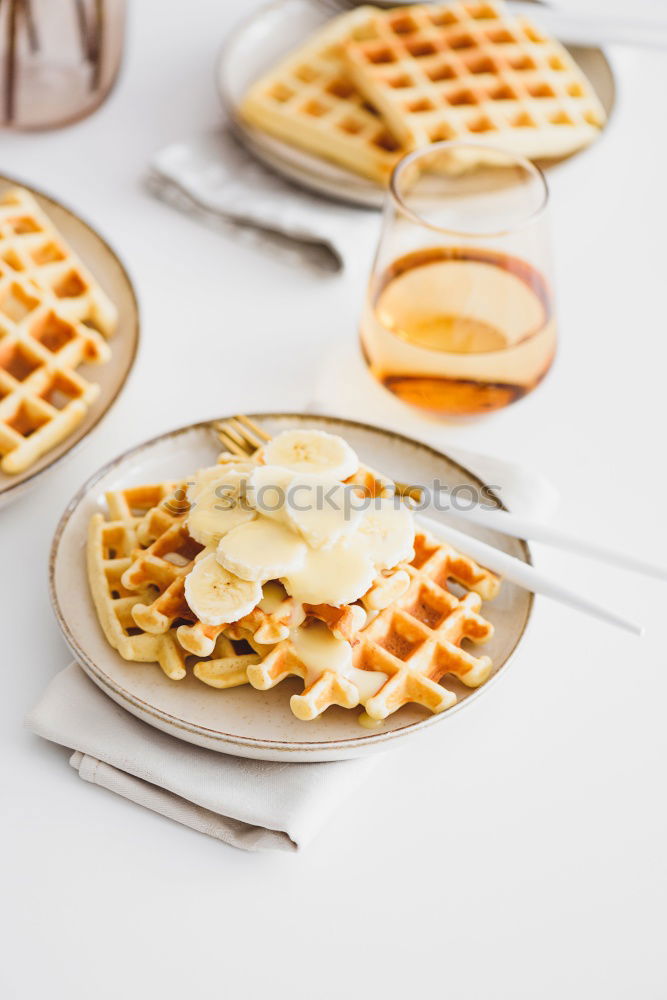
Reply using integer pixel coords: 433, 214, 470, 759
26, 447, 554, 853
147, 130, 378, 272
27, 664, 376, 853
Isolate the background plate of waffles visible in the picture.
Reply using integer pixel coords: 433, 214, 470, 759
0, 177, 139, 510
50, 414, 533, 762
219, 0, 616, 207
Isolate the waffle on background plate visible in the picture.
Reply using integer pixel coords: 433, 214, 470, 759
0, 187, 117, 474
239, 1, 606, 182
87, 443, 503, 728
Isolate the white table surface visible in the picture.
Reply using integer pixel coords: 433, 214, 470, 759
2, 2, 666, 997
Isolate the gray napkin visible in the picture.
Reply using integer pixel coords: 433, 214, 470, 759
147, 130, 377, 272
27, 664, 376, 853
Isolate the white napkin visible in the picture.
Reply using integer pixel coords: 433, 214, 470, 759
27, 664, 376, 853
147, 130, 377, 272
27, 447, 555, 853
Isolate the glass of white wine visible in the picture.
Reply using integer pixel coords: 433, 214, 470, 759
360, 141, 556, 416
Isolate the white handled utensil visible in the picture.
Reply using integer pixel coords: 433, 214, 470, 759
420, 513, 644, 636
432, 495, 667, 581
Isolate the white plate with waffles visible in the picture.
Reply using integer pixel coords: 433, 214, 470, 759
50, 414, 533, 762
218, 0, 615, 207
0, 177, 139, 509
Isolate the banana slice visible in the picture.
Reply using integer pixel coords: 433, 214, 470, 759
216, 518, 307, 582
283, 540, 375, 607
261, 429, 359, 481
246, 465, 293, 524
184, 553, 261, 626
285, 474, 364, 550
186, 463, 253, 503
186, 468, 255, 547
359, 498, 415, 570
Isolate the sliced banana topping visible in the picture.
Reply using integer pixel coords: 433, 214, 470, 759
261, 428, 359, 481
216, 518, 307, 582
283, 540, 375, 607
285, 474, 364, 550
246, 465, 293, 524
182, 429, 417, 642
186, 462, 253, 504
186, 468, 256, 547
184, 553, 262, 626
358, 498, 415, 570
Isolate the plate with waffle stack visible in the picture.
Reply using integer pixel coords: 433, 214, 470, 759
0, 179, 138, 508
50, 414, 532, 761
220, 0, 614, 206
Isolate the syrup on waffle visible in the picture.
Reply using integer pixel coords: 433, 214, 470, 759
87, 425, 502, 727
119, 484, 400, 653
245, 528, 499, 721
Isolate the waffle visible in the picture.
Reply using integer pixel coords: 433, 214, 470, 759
120, 489, 398, 654
119, 454, 403, 643
0, 186, 118, 474
246, 527, 499, 721
344, 1, 605, 162
0, 187, 117, 336
87, 485, 262, 684
239, 6, 408, 183
0, 265, 112, 473
87, 433, 502, 724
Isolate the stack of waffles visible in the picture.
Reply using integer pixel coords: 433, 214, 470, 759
87, 425, 503, 728
240, 1, 606, 183
0, 187, 117, 474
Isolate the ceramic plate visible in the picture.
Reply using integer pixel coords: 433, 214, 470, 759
50, 414, 533, 762
0, 175, 139, 510
218, 0, 616, 208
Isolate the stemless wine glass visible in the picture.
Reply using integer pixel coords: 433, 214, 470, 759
360, 141, 556, 416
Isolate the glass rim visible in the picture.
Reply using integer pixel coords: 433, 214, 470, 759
388, 140, 549, 238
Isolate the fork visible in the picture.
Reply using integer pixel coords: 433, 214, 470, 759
213, 416, 646, 635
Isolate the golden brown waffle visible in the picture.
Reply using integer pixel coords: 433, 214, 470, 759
344, 1, 605, 161
87, 485, 261, 683
0, 265, 111, 473
88, 423, 502, 720
239, 6, 407, 183
352, 544, 496, 720
0, 187, 117, 336
246, 527, 498, 720
248, 637, 362, 721
118, 489, 298, 644
121, 491, 388, 652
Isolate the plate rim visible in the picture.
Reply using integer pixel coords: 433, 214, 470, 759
217, 0, 616, 209
49, 412, 534, 755
0, 171, 141, 500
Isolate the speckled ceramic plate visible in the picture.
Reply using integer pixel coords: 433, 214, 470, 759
50, 414, 533, 762
0, 175, 139, 511
218, 0, 616, 208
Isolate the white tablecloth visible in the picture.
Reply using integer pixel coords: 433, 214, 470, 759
2, 2, 666, 998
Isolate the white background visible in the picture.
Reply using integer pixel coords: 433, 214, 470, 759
2, 1, 667, 997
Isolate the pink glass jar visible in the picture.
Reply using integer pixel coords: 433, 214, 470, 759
0, 0, 126, 130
